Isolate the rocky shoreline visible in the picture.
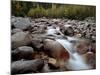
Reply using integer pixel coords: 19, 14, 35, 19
11, 16, 96, 74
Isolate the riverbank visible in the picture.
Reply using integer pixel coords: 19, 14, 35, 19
11, 16, 96, 74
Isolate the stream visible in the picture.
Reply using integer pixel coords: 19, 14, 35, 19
11, 17, 96, 74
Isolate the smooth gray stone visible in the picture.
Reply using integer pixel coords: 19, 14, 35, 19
11, 59, 44, 74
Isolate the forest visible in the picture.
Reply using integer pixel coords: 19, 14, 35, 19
11, 1, 96, 19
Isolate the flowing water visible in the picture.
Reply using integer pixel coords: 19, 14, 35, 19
56, 38, 92, 70
46, 27, 92, 70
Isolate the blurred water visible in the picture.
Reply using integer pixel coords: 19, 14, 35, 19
56, 38, 92, 70
46, 27, 92, 70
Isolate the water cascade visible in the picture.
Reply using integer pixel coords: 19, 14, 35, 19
46, 27, 92, 70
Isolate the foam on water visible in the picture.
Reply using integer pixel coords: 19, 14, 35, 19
56, 39, 75, 54
65, 53, 91, 70
56, 38, 92, 70
46, 26, 92, 70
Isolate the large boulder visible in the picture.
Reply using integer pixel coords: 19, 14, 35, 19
11, 31, 32, 49
12, 46, 34, 61
43, 39, 69, 59
43, 39, 69, 68
11, 59, 44, 74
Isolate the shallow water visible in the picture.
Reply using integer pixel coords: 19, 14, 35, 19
56, 38, 92, 70
45, 26, 93, 70
65, 53, 92, 70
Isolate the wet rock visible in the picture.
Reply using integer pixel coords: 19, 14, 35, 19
43, 39, 70, 68
75, 40, 91, 55
12, 46, 34, 61
11, 59, 44, 74
86, 52, 95, 67
43, 39, 69, 59
83, 51, 96, 69
13, 18, 31, 30
11, 31, 32, 49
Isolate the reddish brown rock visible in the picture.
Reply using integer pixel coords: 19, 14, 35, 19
43, 39, 70, 68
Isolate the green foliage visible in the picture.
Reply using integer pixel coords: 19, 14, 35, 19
12, 1, 96, 19
64, 5, 96, 19
28, 6, 46, 18
46, 5, 65, 18
11, 1, 33, 17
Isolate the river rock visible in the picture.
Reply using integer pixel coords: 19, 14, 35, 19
32, 38, 43, 51
13, 18, 31, 30
43, 39, 70, 69
86, 52, 95, 67
11, 31, 32, 49
11, 59, 44, 74
75, 40, 91, 55
82, 51, 96, 69
60, 25, 74, 36
43, 39, 69, 59
11, 28, 23, 34
12, 46, 34, 61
